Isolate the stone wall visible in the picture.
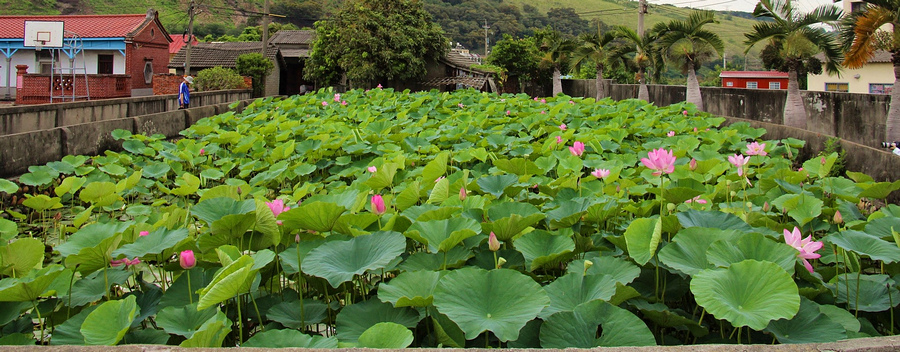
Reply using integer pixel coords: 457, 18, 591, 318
0, 89, 250, 136
563, 80, 892, 150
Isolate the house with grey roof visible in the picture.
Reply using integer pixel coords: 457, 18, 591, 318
267, 30, 316, 95
422, 45, 497, 92
168, 41, 282, 96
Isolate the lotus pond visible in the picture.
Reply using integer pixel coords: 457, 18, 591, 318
0, 88, 899, 347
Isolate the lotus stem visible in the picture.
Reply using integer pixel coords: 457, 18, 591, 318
855, 269, 862, 318
250, 292, 264, 332
236, 295, 244, 344
889, 282, 894, 335
186, 270, 193, 305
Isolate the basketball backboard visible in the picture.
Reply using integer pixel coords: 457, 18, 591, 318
24, 21, 64, 49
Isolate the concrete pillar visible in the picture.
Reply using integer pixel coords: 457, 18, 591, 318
15, 65, 27, 105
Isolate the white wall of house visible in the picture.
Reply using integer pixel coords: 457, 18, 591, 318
807, 62, 895, 94
0, 49, 125, 98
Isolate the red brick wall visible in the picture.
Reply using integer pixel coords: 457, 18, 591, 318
126, 19, 172, 92
153, 73, 253, 95
16, 74, 132, 104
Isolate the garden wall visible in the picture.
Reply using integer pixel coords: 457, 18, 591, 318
563, 80, 892, 150
0, 90, 254, 177
0, 89, 251, 136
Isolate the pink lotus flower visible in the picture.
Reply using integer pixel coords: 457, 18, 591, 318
534, 97, 539, 101
377, 84, 383, 89
763, 202, 770, 212
556, 136, 563, 144
435, 176, 445, 183
341, 100, 348, 106
459, 186, 467, 201
458, 103, 465, 108
684, 196, 708, 204
689, 158, 697, 171
199, 149, 205, 156
540, 99, 546, 103
371, 195, 386, 215
821, 157, 826, 164
333, 93, 341, 102
541, 111, 546, 114
569, 100, 575, 104
728, 154, 750, 176
506, 110, 510, 115
745, 142, 767, 156
591, 168, 610, 179
834, 210, 843, 224
569, 141, 585, 157
783, 227, 823, 273
139, 231, 149, 237
559, 123, 567, 131
367, 166, 377, 173
488, 232, 500, 251
667, 131, 675, 137
682, 110, 688, 116
266, 199, 290, 225
179, 250, 196, 270
641, 148, 676, 176
321, 101, 328, 106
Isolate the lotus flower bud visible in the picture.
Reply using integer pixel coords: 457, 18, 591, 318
459, 186, 467, 201
179, 250, 196, 270
763, 201, 770, 212
139, 231, 149, 237
371, 195, 386, 215
834, 210, 843, 224
689, 158, 697, 170
367, 166, 377, 173
488, 232, 500, 252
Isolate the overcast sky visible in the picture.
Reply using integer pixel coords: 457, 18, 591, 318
652, 0, 842, 14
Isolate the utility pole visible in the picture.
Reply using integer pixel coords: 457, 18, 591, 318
637, 0, 648, 36
483, 19, 490, 58
185, 0, 195, 76
261, 0, 270, 56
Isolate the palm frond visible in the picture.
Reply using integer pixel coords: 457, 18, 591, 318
841, 6, 895, 68
745, 21, 787, 50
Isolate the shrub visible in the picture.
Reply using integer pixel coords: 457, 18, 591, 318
236, 53, 274, 97
194, 66, 247, 91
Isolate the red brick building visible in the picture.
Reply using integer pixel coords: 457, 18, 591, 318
719, 71, 789, 90
0, 9, 172, 103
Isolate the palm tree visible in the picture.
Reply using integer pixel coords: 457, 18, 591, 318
570, 27, 618, 100
841, 0, 900, 140
654, 11, 725, 111
745, 0, 843, 129
538, 30, 577, 96
610, 25, 661, 102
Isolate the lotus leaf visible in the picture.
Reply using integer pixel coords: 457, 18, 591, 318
302, 231, 405, 287
243, 329, 338, 348
540, 300, 655, 348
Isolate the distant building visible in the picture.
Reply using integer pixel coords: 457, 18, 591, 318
719, 71, 789, 90
267, 30, 316, 96
168, 41, 282, 97
169, 34, 198, 62
808, 50, 893, 94
805, 1, 894, 94
0, 9, 172, 100
422, 45, 497, 92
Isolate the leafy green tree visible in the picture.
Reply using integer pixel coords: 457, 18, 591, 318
488, 34, 541, 92
840, 0, 900, 139
745, 0, 842, 129
571, 27, 617, 100
236, 53, 275, 97
304, 0, 448, 88
653, 10, 724, 111
194, 67, 248, 91
547, 8, 592, 37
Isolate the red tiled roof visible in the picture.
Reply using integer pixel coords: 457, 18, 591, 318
170, 34, 199, 54
0, 14, 148, 39
719, 71, 789, 78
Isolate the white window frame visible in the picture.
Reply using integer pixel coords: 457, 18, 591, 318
768, 82, 781, 89
746, 81, 758, 89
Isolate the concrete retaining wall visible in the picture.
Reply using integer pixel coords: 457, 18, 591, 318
565, 80, 892, 150
0, 89, 251, 136
0, 98, 257, 177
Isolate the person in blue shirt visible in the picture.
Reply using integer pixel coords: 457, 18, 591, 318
178, 76, 193, 109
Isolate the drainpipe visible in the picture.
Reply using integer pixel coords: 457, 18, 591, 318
4, 56, 10, 100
